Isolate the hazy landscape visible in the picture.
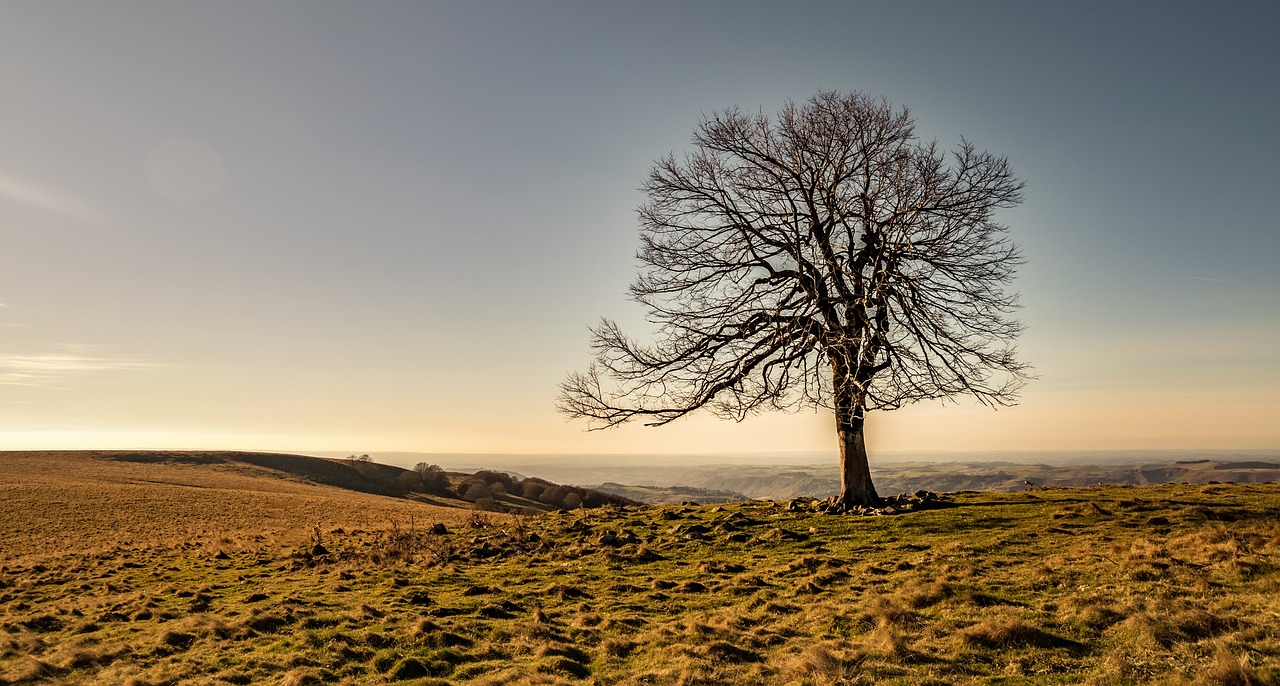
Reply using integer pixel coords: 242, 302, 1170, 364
331, 450, 1280, 504
2, 450, 1278, 684
4, 3, 1279, 685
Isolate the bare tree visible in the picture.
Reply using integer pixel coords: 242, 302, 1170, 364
558, 91, 1030, 508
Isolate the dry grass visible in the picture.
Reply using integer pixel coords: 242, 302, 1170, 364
1, 454, 1279, 684
0, 451, 480, 563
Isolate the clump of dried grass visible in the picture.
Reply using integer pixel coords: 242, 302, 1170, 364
347, 603, 383, 621
961, 617, 1065, 649
600, 637, 637, 658
1062, 596, 1126, 631
1117, 601, 1234, 649
786, 641, 865, 683
11, 656, 62, 683
1185, 644, 1268, 686
1085, 646, 1138, 685
864, 593, 912, 628
869, 621, 907, 657
279, 668, 328, 686
899, 578, 953, 609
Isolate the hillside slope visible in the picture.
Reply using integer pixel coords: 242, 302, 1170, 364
0, 451, 481, 562
1, 477, 1277, 684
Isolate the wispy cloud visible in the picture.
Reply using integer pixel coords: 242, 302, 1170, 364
0, 345, 167, 386
0, 300, 20, 327
1190, 276, 1250, 286
0, 170, 109, 224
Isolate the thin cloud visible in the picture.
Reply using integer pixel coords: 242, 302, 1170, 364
0, 300, 19, 327
1190, 276, 1249, 285
0, 170, 109, 224
0, 345, 167, 386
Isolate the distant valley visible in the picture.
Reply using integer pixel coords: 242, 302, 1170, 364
329, 450, 1280, 503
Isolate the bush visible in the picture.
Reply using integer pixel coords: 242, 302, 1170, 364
397, 471, 424, 492
413, 463, 453, 496
521, 481, 547, 501
471, 470, 514, 489
462, 482, 492, 502
540, 486, 569, 506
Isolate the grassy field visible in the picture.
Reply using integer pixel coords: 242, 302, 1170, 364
1, 453, 1278, 684
0, 452, 482, 564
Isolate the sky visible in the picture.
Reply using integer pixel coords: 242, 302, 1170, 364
1, 1, 1277, 457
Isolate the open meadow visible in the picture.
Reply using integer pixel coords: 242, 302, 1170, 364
0, 452, 481, 563
1, 452, 1279, 684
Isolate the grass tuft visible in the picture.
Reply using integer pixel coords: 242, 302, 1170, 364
961, 617, 1074, 650
1190, 644, 1268, 686
788, 642, 863, 683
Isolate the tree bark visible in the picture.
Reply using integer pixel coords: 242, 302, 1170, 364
833, 356, 880, 509
837, 411, 879, 509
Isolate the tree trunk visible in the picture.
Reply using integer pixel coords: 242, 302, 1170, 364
833, 355, 879, 509
836, 412, 880, 509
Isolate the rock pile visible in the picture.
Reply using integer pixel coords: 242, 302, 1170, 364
784, 490, 949, 515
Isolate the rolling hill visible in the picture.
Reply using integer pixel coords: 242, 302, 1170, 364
1, 452, 1277, 683
0, 451, 627, 564
0, 451, 479, 564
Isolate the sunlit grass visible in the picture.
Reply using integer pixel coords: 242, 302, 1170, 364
2, 454, 1278, 684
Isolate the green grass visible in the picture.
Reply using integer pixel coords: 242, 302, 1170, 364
2, 482, 1279, 684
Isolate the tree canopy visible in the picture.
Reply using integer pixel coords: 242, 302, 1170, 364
559, 91, 1030, 507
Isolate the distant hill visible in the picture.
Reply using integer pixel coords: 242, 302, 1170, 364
101, 449, 423, 497
337, 451, 1280, 502
590, 482, 748, 504
0, 451, 630, 561
717, 459, 1280, 500
870, 458, 1280, 495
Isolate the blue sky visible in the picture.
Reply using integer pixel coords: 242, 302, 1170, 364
1, 1, 1277, 454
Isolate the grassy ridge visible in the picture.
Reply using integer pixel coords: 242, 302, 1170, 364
1, 457, 1278, 684
0, 452, 483, 563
